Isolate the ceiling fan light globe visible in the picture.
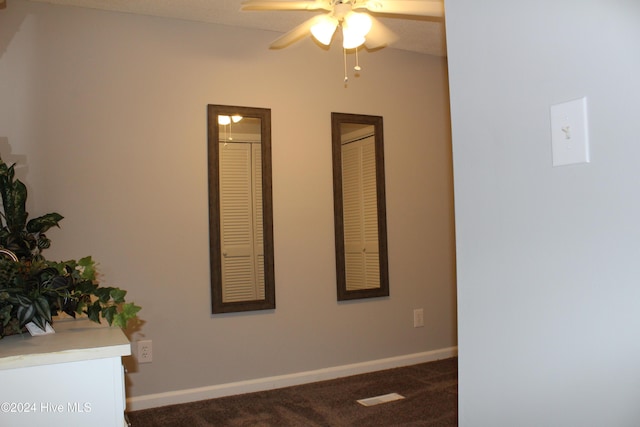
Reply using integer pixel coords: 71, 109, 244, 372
231, 115, 243, 123
218, 115, 231, 125
342, 26, 366, 49
310, 16, 338, 45
344, 12, 372, 37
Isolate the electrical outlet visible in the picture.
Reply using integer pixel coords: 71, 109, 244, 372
413, 308, 424, 328
137, 340, 153, 363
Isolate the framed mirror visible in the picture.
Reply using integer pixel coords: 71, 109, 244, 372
208, 105, 275, 313
331, 112, 389, 301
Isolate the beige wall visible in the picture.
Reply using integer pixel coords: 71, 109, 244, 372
0, 1, 455, 404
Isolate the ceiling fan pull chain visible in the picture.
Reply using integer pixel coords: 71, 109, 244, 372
354, 47, 361, 72
344, 48, 348, 82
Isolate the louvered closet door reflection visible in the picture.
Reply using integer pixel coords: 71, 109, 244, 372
252, 143, 265, 300
342, 136, 379, 290
219, 142, 263, 302
361, 138, 380, 289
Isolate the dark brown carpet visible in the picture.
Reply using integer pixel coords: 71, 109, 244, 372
127, 357, 458, 426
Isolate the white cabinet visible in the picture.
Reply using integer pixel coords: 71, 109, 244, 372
0, 319, 130, 427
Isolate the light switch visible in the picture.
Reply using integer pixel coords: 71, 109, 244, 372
550, 97, 590, 167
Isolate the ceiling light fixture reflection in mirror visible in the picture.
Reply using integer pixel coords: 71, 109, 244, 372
208, 105, 275, 313
331, 112, 389, 301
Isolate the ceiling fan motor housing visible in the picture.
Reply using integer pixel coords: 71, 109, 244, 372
332, 2, 353, 20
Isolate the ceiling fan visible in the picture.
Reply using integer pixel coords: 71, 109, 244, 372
241, 0, 444, 50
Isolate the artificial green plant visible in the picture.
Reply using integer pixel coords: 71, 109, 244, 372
0, 156, 140, 337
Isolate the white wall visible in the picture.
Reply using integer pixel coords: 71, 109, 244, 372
0, 0, 455, 407
446, 0, 640, 425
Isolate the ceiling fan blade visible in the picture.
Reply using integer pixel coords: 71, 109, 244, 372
241, 0, 331, 12
269, 15, 324, 49
358, 0, 444, 18
364, 16, 398, 50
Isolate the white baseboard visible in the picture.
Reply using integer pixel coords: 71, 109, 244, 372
126, 346, 457, 412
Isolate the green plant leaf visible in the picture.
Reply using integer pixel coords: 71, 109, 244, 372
34, 296, 52, 323
86, 300, 102, 323
110, 288, 126, 304
4, 179, 28, 233
15, 294, 32, 307
0, 304, 13, 326
36, 234, 51, 250
77, 256, 96, 281
16, 303, 35, 327
26, 213, 64, 234
112, 302, 142, 328
74, 280, 97, 294
94, 287, 112, 303
102, 305, 117, 325
48, 275, 70, 290
75, 300, 86, 315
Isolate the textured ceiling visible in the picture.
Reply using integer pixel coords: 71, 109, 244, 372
27, 0, 447, 56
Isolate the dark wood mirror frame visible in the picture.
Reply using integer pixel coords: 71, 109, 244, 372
208, 104, 275, 313
331, 112, 390, 301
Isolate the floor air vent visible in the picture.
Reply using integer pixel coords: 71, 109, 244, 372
357, 392, 405, 407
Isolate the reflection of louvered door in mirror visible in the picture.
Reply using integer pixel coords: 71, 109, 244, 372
332, 113, 389, 301
219, 142, 264, 302
341, 134, 380, 291
252, 142, 266, 300
208, 105, 274, 314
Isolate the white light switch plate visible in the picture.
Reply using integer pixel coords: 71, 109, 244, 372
550, 97, 590, 166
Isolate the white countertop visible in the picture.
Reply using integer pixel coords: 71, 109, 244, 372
0, 318, 131, 371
